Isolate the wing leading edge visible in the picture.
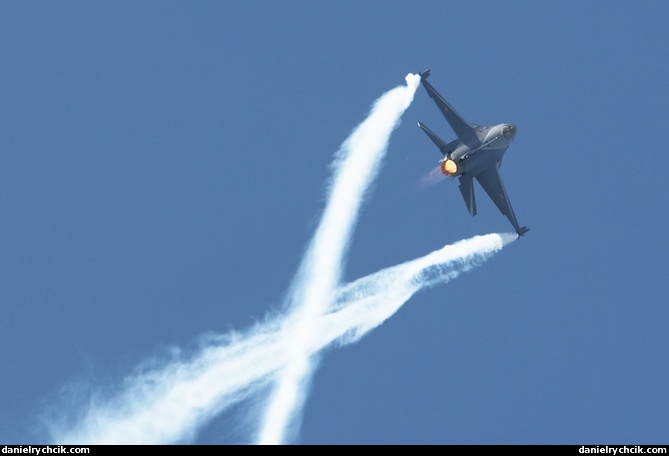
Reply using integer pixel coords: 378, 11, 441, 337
419, 70, 480, 149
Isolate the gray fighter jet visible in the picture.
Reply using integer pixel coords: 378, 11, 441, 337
417, 69, 529, 237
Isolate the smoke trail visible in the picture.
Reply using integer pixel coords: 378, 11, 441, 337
256, 74, 421, 444
48, 233, 514, 444
44, 74, 517, 445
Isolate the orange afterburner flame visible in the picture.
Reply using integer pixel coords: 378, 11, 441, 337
440, 159, 457, 176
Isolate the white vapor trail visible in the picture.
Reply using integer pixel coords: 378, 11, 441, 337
49, 233, 515, 444
256, 73, 421, 444
45, 74, 517, 445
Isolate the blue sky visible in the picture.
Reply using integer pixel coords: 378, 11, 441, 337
2, 1, 668, 444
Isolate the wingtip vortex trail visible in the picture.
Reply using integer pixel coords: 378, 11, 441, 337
47, 75, 514, 446
499, 232, 519, 246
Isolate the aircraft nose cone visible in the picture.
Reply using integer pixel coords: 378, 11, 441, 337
502, 124, 517, 139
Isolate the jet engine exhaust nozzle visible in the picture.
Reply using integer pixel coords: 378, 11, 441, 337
440, 159, 458, 176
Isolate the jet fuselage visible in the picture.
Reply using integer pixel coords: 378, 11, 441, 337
443, 123, 517, 177
417, 69, 528, 236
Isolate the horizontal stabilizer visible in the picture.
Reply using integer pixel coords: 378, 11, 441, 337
417, 122, 449, 152
458, 176, 477, 216
419, 69, 431, 79
517, 226, 530, 237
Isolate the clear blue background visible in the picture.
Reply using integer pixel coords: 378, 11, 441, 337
2, 1, 668, 444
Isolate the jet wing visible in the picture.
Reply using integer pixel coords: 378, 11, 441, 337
419, 70, 480, 149
475, 162, 529, 236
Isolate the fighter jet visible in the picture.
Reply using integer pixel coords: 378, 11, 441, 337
417, 69, 529, 237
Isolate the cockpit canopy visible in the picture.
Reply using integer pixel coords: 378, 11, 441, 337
502, 124, 517, 139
